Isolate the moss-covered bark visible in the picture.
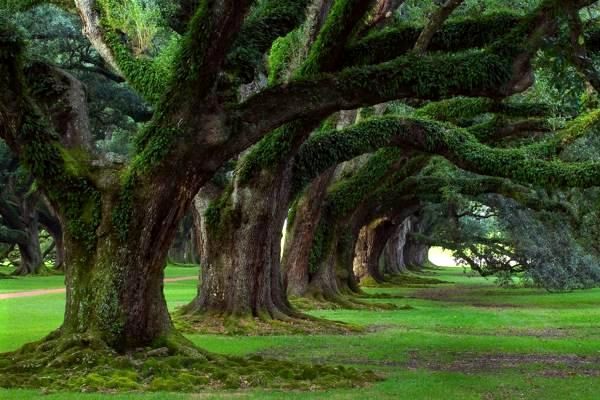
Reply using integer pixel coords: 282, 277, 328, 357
183, 167, 296, 322
381, 218, 412, 275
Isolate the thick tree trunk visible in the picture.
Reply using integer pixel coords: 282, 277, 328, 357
282, 169, 335, 297
14, 230, 43, 276
185, 166, 295, 319
308, 224, 361, 300
168, 212, 198, 264
13, 197, 44, 276
404, 217, 430, 270
382, 218, 412, 275
53, 177, 195, 353
60, 228, 173, 351
353, 219, 394, 283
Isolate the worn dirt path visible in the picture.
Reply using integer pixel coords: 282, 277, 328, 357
0, 276, 197, 300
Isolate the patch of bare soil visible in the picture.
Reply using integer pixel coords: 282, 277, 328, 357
407, 351, 600, 377
433, 326, 579, 338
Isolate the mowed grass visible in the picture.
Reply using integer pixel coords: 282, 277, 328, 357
1, 264, 600, 399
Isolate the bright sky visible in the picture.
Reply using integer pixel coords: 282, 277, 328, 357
428, 246, 457, 267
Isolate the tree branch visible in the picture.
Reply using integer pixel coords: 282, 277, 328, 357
414, 0, 465, 53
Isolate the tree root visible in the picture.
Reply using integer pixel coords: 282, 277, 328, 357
0, 330, 378, 392
174, 310, 361, 335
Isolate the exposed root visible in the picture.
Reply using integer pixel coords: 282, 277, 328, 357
0, 331, 379, 392
174, 310, 360, 335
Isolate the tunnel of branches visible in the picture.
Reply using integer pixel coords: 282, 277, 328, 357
1, 0, 600, 391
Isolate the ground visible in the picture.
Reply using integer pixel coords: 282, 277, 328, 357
0, 261, 599, 399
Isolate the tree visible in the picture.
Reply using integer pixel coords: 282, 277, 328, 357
1, 0, 599, 354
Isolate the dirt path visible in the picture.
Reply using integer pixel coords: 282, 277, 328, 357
0, 276, 197, 300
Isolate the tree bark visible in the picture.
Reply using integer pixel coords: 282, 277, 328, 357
403, 217, 430, 270
168, 213, 198, 264
185, 166, 295, 319
58, 191, 177, 352
382, 217, 412, 275
3, 195, 45, 276
283, 169, 335, 297
353, 219, 395, 283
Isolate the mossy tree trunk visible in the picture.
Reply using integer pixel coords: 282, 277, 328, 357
185, 166, 296, 319
353, 219, 396, 284
283, 169, 335, 297
404, 217, 430, 270
0, 195, 44, 276
381, 218, 412, 275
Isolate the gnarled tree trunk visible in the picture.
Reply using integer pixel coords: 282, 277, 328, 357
185, 166, 295, 320
353, 219, 396, 283
404, 217, 430, 270
168, 212, 198, 264
283, 169, 335, 297
382, 217, 412, 275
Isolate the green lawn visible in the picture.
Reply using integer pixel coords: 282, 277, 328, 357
1, 265, 599, 399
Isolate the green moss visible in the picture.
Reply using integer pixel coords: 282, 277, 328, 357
345, 12, 522, 66
0, 331, 380, 392
228, 0, 311, 82
203, 184, 236, 237
267, 28, 302, 85
97, 0, 176, 105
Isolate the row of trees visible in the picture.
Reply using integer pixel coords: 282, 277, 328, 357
1, 0, 600, 373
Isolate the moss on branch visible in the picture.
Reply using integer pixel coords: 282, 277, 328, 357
0, 24, 101, 250
345, 12, 522, 66
226, 0, 312, 82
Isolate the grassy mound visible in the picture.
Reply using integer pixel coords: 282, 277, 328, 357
290, 293, 399, 311
0, 332, 379, 392
175, 312, 361, 335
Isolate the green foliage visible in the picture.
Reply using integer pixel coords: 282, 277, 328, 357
97, 0, 178, 104
345, 12, 522, 66
99, 0, 163, 55
203, 185, 235, 238
267, 28, 302, 85
227, 0, 312, 82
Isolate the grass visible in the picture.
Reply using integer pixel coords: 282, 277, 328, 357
1, 264, 599, 399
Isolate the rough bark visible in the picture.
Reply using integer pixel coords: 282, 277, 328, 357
353, 219, 395, 283
51, 186, 177, 351
283, 168, 335, 297
403, 217, 430, 270
185, 166, 295, 319
168, 213, 198, 264
382, 218, 412, 275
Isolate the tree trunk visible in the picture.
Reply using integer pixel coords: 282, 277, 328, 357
168, 212, 198, 264
307, 223, 362, 300
185, 166, 295, 319
13, 197, 44, 276
404, 217, 430, 270
353, 219, 394, 283
38, 199, 65, 270
53, 177, 196, 353
282, 169, 335, 297
382, 217, 412, 275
